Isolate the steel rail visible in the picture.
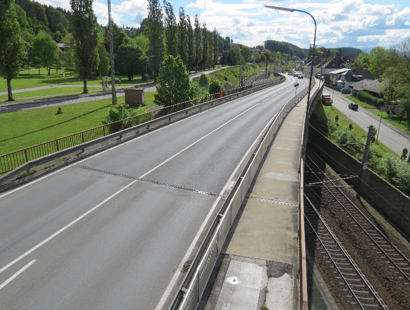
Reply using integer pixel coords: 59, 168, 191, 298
304, 195, 387, 309
305, 154, 410, 284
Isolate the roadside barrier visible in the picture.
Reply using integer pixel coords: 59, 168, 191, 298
169, 78, 319, 310
0, 76, 284, 185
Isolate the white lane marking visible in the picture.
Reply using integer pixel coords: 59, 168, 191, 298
0, 93, 271, 275
0, 181, 137, 275
0, 259, 36, 291
154, 112, 279, 310
0, 84, 280, 199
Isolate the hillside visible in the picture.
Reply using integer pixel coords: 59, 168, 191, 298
264, 40, 306, 58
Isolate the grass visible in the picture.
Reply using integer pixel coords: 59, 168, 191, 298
0, 87, 102, 102
0, 92, 156, 156
346, 95, 378, 109
311, 102, 396, 157
0, 69, 153, 93
371, 111, 410, 134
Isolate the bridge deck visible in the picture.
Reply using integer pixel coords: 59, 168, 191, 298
200, 80, 320, 310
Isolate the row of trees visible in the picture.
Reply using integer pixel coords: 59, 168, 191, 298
351, 39, 410, 121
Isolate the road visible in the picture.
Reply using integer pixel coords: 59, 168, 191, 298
327, 86, 410, 155
0, 76, 306, 309
0, 67, 229, 114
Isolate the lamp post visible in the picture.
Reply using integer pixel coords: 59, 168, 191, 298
265, 5, 317, 110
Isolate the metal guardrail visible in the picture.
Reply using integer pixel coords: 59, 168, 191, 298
0, 76, 284, 185
169, 78, 315, 310
0, 78, 284, 176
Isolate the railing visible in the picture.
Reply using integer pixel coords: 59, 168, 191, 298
0, 77, 283, 176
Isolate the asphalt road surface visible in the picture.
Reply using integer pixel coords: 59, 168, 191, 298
0, 76, 307, 309
326, 86, 410, 155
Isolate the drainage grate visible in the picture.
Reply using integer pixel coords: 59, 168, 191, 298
81, 165, 220, 197
181, 261, 192, 274
247, 196, 298, 206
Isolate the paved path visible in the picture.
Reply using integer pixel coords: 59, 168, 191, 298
0, 76, 299, 310
327, 87, 410, 155
0, 67, 230, 114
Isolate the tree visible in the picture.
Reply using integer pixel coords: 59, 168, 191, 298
240, 46, 251, 63
62, 33, 75, 75
209, 80, 222, 94
155, 55, 193, 107
194, 14, 202, 72
163, 0, 178, 57
70, 0, 99, 93
0, 0, 26, 101
97, 43, 109, 77
116, 37, 148, 80
29, 32, 59, 75
147, 0, 164, 82
212, 29, 218, 68
178, 7, 188, 66
202, 22, 208, 70
187, 15, 194, 73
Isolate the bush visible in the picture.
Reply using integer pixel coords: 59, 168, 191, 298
209, 80, 223, 94
357, 91, 384, 107
198, 74, 210, 88
374, 154, 410, 196
102, 104, 136, 133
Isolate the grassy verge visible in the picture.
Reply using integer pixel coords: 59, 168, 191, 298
0, 70, 153, 92
371, 111, 410, 134
346, 95, 378, 109
0, 87, 102, 102
311, 102, 396, 157
0, 92, 156, 156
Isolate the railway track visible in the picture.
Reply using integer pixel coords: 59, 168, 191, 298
305, 153, 410, 286
304, 195, 387, 309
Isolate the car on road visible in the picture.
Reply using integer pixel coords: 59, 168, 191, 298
298, 74, 303, 79
348, 102, 359, 110
341, 88, 351, 94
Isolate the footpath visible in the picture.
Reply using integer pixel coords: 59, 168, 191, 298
199, 80, 339, 310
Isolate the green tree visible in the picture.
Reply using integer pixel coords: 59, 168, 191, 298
194, 14, 202, 72
202, 22, 208, 70
116, 37, 148, 80
29, 32, 59, 75
0, 0, 26, 101
209, 80, 222, 94
155, 55, 193, 107
163, 0, 178, 57
62, 33, 75, 75
240, 46, 251, 63
198, 73, 209, 88
178, 7, 188, 66
70, 0, 99, 93
97, 43, 109, 77
134, 34, 150, 53
212, 29, 218, 68
147, 0, 164, 82
187, 15, 194, 73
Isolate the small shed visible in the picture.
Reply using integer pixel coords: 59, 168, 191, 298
125, 87, 145, 105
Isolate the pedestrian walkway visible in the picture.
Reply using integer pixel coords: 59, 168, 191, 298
200, 81, 322, 310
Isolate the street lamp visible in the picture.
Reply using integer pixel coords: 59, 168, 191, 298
265, 5, 317, 110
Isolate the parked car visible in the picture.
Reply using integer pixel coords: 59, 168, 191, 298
348, 102, 359, 110
341, 88, 351, 94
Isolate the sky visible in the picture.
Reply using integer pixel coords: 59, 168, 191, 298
39, 0, 410, 51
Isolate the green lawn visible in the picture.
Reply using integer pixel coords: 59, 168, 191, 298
1, 69, 153, 92
346, 95, 378, 109
0, 87, 103, 102
0, 92, 156, 156
371, 111, 410, 134
311, 102, 396, 157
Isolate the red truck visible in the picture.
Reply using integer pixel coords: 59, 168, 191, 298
322, 92, 332, 105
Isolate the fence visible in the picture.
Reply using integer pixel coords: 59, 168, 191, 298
0, 76, 283, 176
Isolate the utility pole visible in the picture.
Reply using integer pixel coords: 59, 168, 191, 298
108, 0, 117, 105
358, 125, 374, 193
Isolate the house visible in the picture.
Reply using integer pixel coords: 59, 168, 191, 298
329, 68, 350, 86
335, 69, 373, 90
303, 56, 322, 75
320, 50, 347, 83
349, 79, 387, 97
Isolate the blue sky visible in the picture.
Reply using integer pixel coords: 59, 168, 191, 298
40, 0, 410, 51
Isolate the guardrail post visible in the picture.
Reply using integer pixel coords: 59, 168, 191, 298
24, 149, 29, 162
56, 140, 59, 151
82, 132, 85, 143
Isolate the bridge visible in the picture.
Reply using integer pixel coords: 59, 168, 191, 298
0, 75, 323, 309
